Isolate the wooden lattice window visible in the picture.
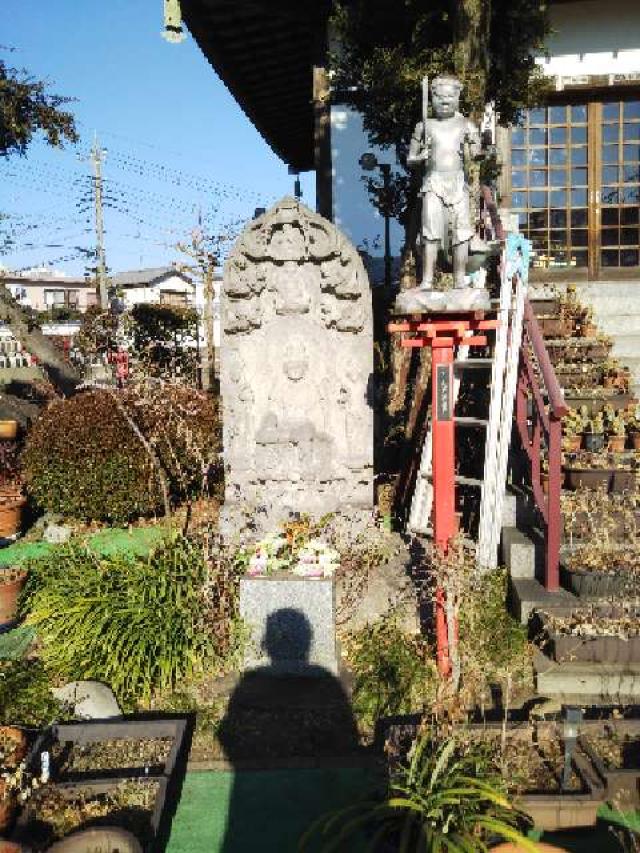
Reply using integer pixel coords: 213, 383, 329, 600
509, 94, 640, 278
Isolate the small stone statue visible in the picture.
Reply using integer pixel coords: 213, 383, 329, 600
398, 75, 490, 312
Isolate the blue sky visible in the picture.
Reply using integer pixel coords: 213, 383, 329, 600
1, 0, 315, 275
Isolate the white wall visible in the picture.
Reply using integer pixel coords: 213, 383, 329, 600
537, 0, 640, 79
330, 106, 405, 284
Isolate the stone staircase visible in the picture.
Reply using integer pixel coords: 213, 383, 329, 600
564, 281, 640, 400
501, 286, 640, 704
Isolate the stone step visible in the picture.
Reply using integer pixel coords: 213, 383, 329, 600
501, 527, 536, 580
534, 649, 640, 702
597, 315, 640, 335
610, 333, 640, 356
509, 577, 577, 625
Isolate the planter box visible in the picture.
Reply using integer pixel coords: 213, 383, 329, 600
385, 720, 605, 831
563, 511, 640, 543
13, 716, 191, 852
537, 607, 640, 664
539, 317, 568, 338
560, 565, 635, 598
579, 720, 640, 808
12, 777, 167, 852
530, 299, 560, 317
564, 468, 613, 491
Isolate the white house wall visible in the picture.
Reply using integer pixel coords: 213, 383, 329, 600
330, 105, 404, 283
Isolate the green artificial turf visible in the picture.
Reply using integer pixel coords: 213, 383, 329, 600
167, 771, 640, 853
0, 524, 167, 567
167, 768, 377, 853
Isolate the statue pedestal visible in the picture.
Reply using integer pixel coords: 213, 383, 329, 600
239, 575, 338, 676
394, 286, 491, 315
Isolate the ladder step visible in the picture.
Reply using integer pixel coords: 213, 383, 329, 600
456, 416, 488, 427
456, 475, 483, 487
418, 473, 483, 487
454, 359, 493, 368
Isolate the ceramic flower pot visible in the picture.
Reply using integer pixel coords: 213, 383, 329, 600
0, 568, 27, 627
0, 726, 27, 767
632, 430, 640, 451
0, 781, 16, 835
46, 828, 143, 853
564, 434, 583, 453
0, 496, 25, 539
608, 435, 626, 453
0, 421, 17, 441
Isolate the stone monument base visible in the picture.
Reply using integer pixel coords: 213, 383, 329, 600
239, 575, 338, 676
394, 286, 491, 315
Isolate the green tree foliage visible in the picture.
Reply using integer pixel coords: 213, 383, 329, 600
22, 390, 162, 522
131, 303, 199, 382
331, 0, 550, 229
0, 54, 78, 157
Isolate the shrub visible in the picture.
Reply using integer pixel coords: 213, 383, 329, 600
131, 303, 198, 382
22, 384, 221, 522
122, 382, 221, 498
344, 617, 435, 732
22, 535, 214, 706
0, 659, 68, 726
302, 728, 535, 852
22, 389, 162, 522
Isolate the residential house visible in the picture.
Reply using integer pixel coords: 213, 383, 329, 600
115, 265, 222, 348
1, 267, 97, 313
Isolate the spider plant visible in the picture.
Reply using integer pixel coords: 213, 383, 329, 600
300, 731, 537, 852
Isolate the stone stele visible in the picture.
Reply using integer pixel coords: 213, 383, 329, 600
220, 197, 373, 538
239, 576, 338, 676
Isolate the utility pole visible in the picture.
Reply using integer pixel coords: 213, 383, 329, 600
90, 134, 108, 310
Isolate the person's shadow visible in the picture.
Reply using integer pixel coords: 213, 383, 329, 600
218, 607, 361, 852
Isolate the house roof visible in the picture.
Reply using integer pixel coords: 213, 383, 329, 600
181, 0, 332, 171
2, 273, 89, 287
112, 267, 192, 288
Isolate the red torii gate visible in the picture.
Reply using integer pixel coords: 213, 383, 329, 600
388, 311, 499, 677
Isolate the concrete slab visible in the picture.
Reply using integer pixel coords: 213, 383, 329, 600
509, 577, 577, 625
534, 649, 640, 701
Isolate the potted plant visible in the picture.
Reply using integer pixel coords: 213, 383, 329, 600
0, 490, 25, 539
562, 409, 585, 453
583, 413, 605, 452
608, 414, 627, 453
0, 566, 27, 628
578, 306, 597, 338
628, 405, 640, 450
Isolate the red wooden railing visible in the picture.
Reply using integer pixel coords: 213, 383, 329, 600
515, 299, 569, 590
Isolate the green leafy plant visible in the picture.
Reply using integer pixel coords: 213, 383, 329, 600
345, 618, 435, 733
131, 303, 199, 383
301, 728, 535, 852
0, 659, 68, 726
21, 535, 214, 706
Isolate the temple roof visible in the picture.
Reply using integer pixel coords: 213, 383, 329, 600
181, 0, 332, 172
